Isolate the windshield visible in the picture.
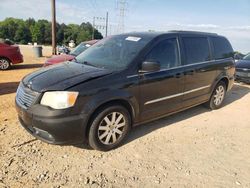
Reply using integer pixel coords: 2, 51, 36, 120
243, 53, 250, 60
70, 43, 89, 56
75, 35, 151, 71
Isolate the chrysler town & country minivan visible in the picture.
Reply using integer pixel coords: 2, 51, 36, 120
16, 31, 235, 151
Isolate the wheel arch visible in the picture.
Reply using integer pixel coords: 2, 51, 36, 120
83, 97, 138, 138
220, 77, 229, 90
0, 56, 11, 63
212, 74, 230, 93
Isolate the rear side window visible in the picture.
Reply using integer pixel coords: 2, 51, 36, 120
182, 37, 210, 64
211, 37, 233, 60
145, 38, 179, 69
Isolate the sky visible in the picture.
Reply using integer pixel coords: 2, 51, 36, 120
0, 0, 249, 53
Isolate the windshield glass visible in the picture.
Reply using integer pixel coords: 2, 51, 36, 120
243, 53, 250, 60
70, 43, 89, 56
75, 35, 151, 71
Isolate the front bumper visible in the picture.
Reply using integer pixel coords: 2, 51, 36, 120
235, 71, 250, 83
16, 101, 88, 145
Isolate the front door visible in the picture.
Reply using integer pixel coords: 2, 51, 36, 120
139, 37, 184, 122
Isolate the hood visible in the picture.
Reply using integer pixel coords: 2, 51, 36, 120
236, 59, 250, 69
46, 54, 75, 64
23, 61, 111, 92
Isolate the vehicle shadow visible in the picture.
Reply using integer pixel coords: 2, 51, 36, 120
223, 83, 250, 106
0, 82, 20, 95
75, 84, 250, 150
12, 64, 43, 69
125, 84, 250, 146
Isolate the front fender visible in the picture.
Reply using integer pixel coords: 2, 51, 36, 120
80, 89, 140, 122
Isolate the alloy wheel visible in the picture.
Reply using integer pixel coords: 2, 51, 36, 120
98, 112, 126, 145
213, 85, 225, 106
0, 59, 10, 70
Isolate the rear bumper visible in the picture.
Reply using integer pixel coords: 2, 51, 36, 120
11, 53, 23, 64
16, 101, 88, 145
228, 76, 235, 91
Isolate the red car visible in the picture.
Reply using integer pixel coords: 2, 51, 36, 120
44, 40, 98, 67
0, 39, 23, 70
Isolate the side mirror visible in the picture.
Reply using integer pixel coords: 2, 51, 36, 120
234, 53, 242, 60
140, 61, 160, 73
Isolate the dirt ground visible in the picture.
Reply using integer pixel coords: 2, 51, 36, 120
0, 45, 250, 188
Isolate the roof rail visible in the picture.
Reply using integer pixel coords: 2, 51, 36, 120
169, 30, 218, 35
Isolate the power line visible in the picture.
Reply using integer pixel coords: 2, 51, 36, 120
92, 13, 109, 39
116, 0, 128, 34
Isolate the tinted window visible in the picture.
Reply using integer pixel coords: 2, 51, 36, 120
183, 37, 210, 64
212, 37, 233, 60
0, 38, 14, 45
146, 38, 179, 69
70, 43, 89, 56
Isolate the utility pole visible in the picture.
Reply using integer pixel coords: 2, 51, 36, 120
51, 0, 57, 55
105, 12, 109, 37
92, 17, 96, 40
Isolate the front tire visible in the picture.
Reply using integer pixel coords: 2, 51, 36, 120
0, 58, 11, 70
206, 81, 226, 110
88, 105, 131, 151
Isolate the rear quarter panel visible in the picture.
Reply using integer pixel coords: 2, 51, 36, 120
0, 43, 23, 64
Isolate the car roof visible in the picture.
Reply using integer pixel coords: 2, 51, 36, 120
120, 30, 219, 40
82, 40, 99, 45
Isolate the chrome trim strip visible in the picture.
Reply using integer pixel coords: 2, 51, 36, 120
127, 75, 139, 78
145, 85, 211, 105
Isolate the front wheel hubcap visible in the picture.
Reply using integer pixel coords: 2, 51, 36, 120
214, 85, 225, 106
98, 112, 126, 145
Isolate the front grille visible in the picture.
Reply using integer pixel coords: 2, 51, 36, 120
16, 83, 40, 109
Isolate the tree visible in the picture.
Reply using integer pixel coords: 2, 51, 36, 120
0, 17, 103, 45
14, 22, 31, 44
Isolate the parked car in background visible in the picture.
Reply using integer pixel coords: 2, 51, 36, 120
234, 52, 245, 63
235, 53, 250, 84
16, 31, 235, 151
44, 40, 98, 67
0, 39, 23, 70
57, 45, 70, 55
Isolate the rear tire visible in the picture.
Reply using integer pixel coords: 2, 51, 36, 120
206, 81, 226, 110
0, 58, 11, 70
88, 105, 131, 151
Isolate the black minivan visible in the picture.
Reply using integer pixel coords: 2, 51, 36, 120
16, 31, 235, 151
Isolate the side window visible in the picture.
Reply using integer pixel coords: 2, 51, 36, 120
146, 38, 179, 69
211, 37, 233, 60
183, 37, 210, 64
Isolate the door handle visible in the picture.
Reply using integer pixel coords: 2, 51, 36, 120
184, 70, 195, 75
199, 68, 206, 72
175, 73, 183, 78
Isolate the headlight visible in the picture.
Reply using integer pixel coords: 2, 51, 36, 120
40, 91, 79, 109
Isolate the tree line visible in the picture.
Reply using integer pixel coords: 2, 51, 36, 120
0, 17, 103, 45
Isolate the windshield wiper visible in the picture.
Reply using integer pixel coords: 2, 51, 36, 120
83, 61, 99, 68
72, 57, 79, 63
